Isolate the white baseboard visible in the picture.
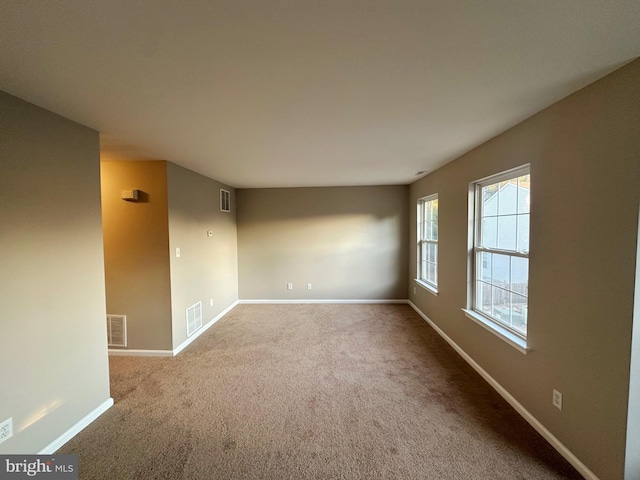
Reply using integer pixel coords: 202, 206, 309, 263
173, 300, 239, 356
38, 397, 114, 454
108, 301, 239, 358
238, 299, 409, 304
408, 301, 599, 480
108, 349, 173, 357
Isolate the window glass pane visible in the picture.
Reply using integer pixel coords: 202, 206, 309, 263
517, 175, 531, 214
427, 263, 436, 283
497, 215, 517, 251
432, 199, 438, 240
418, 196, 438, 287
491, 254, 510, 288
478, 251, 492, 282
517, 214, 530, 252
481, 216, 497, 248
511, 293, 528, 334
492, 286, 511, 325
510, 257, 529, 296
476, 281, 492, 315
473, 168, 529, 338
482, 185, 498, 216
498, 180, 517, 215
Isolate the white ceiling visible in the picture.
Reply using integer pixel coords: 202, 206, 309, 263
1, 1, 638, 188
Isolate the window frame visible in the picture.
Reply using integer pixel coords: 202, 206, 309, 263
220, 189, 230, 212
465, 165, 531, 353
416, 194, 438, 294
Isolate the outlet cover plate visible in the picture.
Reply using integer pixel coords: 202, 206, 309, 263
0, 418, 13, 444
552, 389, 563, 410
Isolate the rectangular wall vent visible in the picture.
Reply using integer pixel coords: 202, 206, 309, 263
107, 315, 127, 347
220, 189, 230, 212
186, 301, 203, 337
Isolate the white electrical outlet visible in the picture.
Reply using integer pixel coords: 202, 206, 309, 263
307, 283, 312, 290
0, 418, 13, 444
552, 389, 563, 410
413, 286, 416, 294
210, 298, 214, 307
175, 247, 181, 258
287, 283, 293, 290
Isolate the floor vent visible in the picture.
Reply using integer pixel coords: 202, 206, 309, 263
220, 189, 230, 212
186, 302, 202, 337
107, 315, 127, 347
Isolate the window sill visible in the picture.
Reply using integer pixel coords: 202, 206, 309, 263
461, 309, 530, 354
414, 279, 438, 296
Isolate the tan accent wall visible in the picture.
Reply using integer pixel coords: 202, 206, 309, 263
409, 59, 640, 480
166, 162, 238, 349
0, 92, 111, 453
237, 186, 409, 300
101, 161, 173, 350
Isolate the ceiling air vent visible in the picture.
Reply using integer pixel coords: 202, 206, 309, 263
220, 189, 230, 212
107, 315, 127, 347
186, 301, 203, 337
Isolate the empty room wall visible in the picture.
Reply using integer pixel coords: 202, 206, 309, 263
409, 59, 640, 480
237, 186, 409, 300
0, 92, 111, 453
101, 161, 173, 351
166, 162, 238, 349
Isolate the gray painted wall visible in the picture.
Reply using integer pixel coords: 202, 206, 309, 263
0, 92, 111, 453
237, 186, 409, 300
167, 162, 238, 349
101, 161, 239, 351
101, 161, 173, 351
409, 59, 640, 480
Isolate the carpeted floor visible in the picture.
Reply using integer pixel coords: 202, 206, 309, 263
58, 304, 582, 479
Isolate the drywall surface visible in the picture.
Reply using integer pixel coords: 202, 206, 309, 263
409, 59, 640, 480
101, 161, 173, 350
166, 162, 238, 349
0, 92, 111, 453
237, 185, 409, 300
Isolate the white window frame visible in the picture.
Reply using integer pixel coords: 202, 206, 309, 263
220, 189, 230, 212
416, 194, 438, 294
464, 165, 531, 353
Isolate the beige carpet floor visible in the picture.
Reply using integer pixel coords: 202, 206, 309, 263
59, 304, 582, 479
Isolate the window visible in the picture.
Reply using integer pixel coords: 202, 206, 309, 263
417, 194, 438, 291
470, 166, 530, 343
220, 189, 230, 212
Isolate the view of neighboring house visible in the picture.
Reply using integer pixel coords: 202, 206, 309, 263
477, 179, 530, 334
